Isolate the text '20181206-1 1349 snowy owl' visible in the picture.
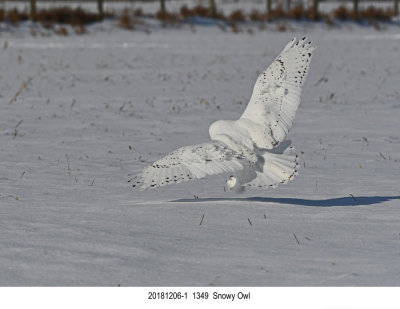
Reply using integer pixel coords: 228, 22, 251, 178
131, 37, 315, 192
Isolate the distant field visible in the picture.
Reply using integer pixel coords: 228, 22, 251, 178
1, 0, 397, 14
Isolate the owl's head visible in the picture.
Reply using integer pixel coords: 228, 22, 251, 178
209, 120, 238, 150
226, 175, 245, 193
209, 120, 228, 139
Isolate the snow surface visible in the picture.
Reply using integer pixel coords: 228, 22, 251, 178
1, 20, 400, 286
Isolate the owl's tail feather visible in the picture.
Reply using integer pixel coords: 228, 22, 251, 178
245, 146, 299, 188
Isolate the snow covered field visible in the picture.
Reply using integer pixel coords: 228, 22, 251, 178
1, 21, 400, 286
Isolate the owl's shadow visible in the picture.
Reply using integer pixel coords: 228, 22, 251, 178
171, 195, 400, 207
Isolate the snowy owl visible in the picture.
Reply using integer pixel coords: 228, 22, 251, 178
132, 37, 315, 191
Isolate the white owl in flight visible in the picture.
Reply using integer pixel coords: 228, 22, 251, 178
132, 37, 315, 191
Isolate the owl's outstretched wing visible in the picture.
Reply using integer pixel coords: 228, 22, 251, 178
239, 37, 315, 149
132, 142, 251, 190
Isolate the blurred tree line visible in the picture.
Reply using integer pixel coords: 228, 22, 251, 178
157, 0, 398, 20
5, 0, 399, 22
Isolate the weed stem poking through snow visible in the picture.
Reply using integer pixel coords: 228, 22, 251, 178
349, 194, 357, 202
65, 154, 71, 177
9, 77, 33, 105
199, 214, 204, 226
293, 233, 300, 246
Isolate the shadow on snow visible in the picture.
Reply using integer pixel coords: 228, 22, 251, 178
171, 196, 400, 207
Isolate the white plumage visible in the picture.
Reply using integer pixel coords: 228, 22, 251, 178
132, 37, 315, 191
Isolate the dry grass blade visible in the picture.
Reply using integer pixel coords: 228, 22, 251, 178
349, 194, 357, 202
9, 77, 33, 105
65, 154, 71, 177
208, 274, 222, 286
199, 214, 205, 226
15, 119, 23, 128
293, 233, 300, 245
